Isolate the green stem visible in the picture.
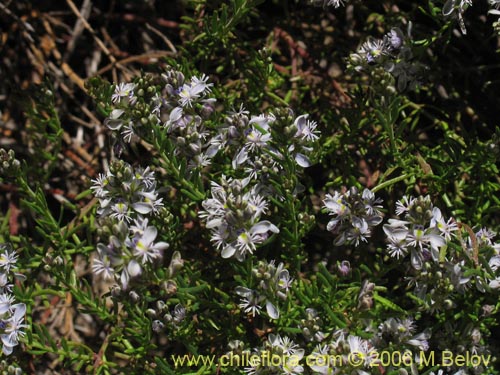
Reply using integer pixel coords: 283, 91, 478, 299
266, 91, 289, 106
158, 150, 205, 201
372, 173, 412, 193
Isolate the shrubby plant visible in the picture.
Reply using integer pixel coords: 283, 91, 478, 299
0, 0, 499, 374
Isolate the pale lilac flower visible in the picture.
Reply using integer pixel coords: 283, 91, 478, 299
191, 74, 213, 94
359, 38, 389, 64
1, 303, 27, 355
488, 255, 500, 272
0, 250, 18, 273
237, 290, 263, 317
132, 191, 164, 215
337, 260, 351, 276
489, 277, 500, 289
395, 195, 415, 216
178, 83, 205, 107
347, 335, 378, 367
104, 109, 125, 131
476, 228, 496, 246
110, 201, 131, 222
490, 0, 500, 9
111, 83, 136, 104
294, 114, 320, 141
442, 0, 472, 34
277, 269, 294, 293
248, 113, 275, 131
323, 188, 383, 246
200, 177, 279, 261
245, 129, 271, 151
431, 207, 457, 241
308, 345, 336, 374
121, 122, 135, 143
128, 226, 168, 264
0, 293, 14, 315
92, 255, 115, 280
90, 173, 110, 198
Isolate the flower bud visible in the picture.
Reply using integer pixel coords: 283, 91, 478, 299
129, 290, 140, 303
152, 320, 164, 333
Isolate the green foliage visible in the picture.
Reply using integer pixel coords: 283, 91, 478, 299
1, 0, 499, 374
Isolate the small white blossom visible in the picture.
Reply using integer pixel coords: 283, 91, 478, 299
1, 303, 27, 355
111, 83, 136, 104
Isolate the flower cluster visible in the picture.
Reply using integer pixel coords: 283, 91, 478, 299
476, 227, 500, 290
308, 330, 379, 374
105, 67, 321, 179
91, 160, 171, 290
383, 195, 454, 269
159, 70, 217, 169
299, 308, 325, 342
0, 244, 27, 356
236, 260, 293, 319
349, 27, 424, 91
374, 317, 431, 352
147, 301, 187, 333
323, 187, 383, 246
0, 360, 22, 375
214, 107, 320, 188
385, 196, 500, 312
243, 334, 304, 375
199, 176, 279, 261
308, 321, 430, 374
105, 68, 217, 169
0, 149, 20, 178
430, 322, 493, 375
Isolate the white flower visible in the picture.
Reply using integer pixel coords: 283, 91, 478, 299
489, 276, 500, 289
387, 236, 408, 259
0, 293, 14, 315
489, 255, 500, 272
104, 109, 125, 130
1, 303, 27, 355
178, 82, 205, 107
0, 250, 17, 274
282, 349, 304, 375
90, 173, 110, 198
92, 254, 115, 280
430, 207, 457, 241
490, 0, 500, 9
248, 113, 275, 131
294, 114, 320, 141
132, 191, 164, 215
406, 330, 431, 351
277, 269, 293, 293
348, 217, 370, 246
121, 122, 135, 143
111, 83, 136, 104
323, 192, 349, 218
110, 201, 132, 222
347, 335, 378, 367
395, 196, 415, 216
190, 74, 213, 94
129, 226, 168, 264
245, 129, 271, 151
476, 228, 496, 246
238, 292, 262, 317
359, 37, 389, 64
